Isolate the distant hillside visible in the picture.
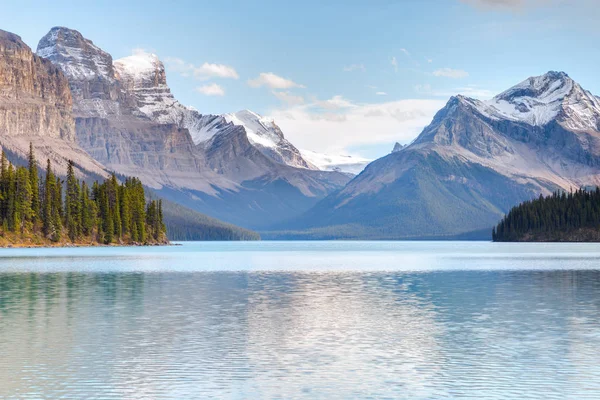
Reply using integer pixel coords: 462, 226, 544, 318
275, 71, 600, 239
159, 199, 260, 241
493, 188, 600, 242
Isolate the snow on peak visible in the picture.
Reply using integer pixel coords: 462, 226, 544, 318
221, 110, 317, 169
36, 26, 114, 82
114, 50, 165, 88
300, 150, 371, 175
462, 71, 600, 130
223, 110, 281, 149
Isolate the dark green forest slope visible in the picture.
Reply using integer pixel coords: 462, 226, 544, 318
493, 188, 600, 242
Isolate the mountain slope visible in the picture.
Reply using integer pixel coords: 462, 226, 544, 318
0, 29, 108, 178
38, 27, 350, 230
300, 149, 371, 174
277, 71, 600, 239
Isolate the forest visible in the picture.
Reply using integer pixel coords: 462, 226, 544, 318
0, 144, 167, 246
493, 188, 600, 242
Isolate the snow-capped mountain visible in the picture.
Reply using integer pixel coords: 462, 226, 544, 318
36, 27, 350, 230
37, 27, 123, 118
113, 52, 321, 171
300, 150, 371, 174
216, 110, 317, 170
113, 50, 223, 142
285, 71, 600, 239
461, 71, 600, 131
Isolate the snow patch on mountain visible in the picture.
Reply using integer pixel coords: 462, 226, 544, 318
463, 71, 600, 131
300, 150, 371, 174
224, 110, 281, 149
114, 51, 162, 88
219, 110, 317, 169
37, 27, 114, 82
114, 51, 221, 141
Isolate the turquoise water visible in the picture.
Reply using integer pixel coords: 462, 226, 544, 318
1, 241, 600, 399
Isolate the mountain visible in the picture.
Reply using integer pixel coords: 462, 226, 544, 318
275, 71, 600, 239
219, 110, 316, 169
0, 27, 260, 241
0, 29, 108, 178
300, 149, 371, 174
391, 142, 404, 153
37, 27, 349, 229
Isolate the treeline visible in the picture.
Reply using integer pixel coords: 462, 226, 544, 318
161, 199, 260, 241
493, 188, 600, 242
0, 144, 166, 245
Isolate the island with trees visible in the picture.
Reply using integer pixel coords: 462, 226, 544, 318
0, 144, 167, 247
493, 188, 600, 242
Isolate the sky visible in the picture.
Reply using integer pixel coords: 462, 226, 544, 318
1, 0, 599, 159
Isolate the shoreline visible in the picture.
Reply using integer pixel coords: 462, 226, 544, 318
0, 241, 172, 249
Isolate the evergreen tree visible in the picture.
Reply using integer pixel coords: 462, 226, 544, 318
494, 188, 600, 242
28, 143, 40, 226
65, 160, 81, 241
14, 167, 32, 233
42, 159, 56, 239
0, 146, 167, 244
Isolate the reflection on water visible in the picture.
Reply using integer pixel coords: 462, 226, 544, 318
0, 243, 600, 399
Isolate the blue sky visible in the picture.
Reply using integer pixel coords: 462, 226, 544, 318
1, 0, 599, 158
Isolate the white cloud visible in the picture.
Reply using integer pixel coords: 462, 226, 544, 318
436, 86, 495, 99
193, 63, 239, 80
316, 95, 356, 110
165, 57, 239, 80
343, 64, 366, 72
433, 68, 470, 79
195, 83, 225, 96
267, 99, 445, 153
414, 84, 433, 94
391, 57, 398, 72
248, 72, 305, 89
272, 91, 305, 106
415, 83, 494, 99
376, 92, 387, 96
400, 48, 411, 57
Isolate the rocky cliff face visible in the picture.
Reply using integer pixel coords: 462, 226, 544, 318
0, 29, 107, 177
113, 50, 218, 143
285, 72, 600, 239
0, 29, 74, 141
36, 27, 134, 119
36, 27, 223, 190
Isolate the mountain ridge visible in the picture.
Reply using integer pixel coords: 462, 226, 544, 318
273, 71, 600, 239
36, 26, 351, 230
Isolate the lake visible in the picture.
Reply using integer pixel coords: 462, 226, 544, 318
1, 241, 600, 399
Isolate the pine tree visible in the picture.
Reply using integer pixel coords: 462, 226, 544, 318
28, 143, 40, 226
6, 163, 15, 232
80, 181, 93, 236
14, 167, 32, 234
52, 176, 62, 242
65, 160, 81, 241
42, 159, 55, 239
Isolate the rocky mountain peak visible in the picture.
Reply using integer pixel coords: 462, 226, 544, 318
114, 51, 166, 90
36, 27, 123, 118
222, 110, 318, 170
0, 29, 27, 50
443, 71, 600, 132
392, 142, 404, 153
37, 27, 115, 82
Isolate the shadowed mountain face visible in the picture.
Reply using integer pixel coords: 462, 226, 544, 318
277, 72, 600, 239
37, 27, 349, 229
